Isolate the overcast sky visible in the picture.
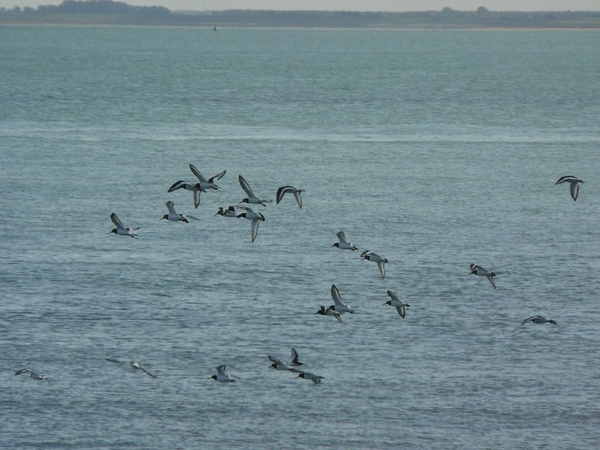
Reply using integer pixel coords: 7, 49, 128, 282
4, 0, 600, 12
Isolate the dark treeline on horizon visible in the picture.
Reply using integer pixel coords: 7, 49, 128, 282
1, 1, 600, 27
5, 0, 170, 16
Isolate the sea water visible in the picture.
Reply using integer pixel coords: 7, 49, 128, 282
1, 26, 599, 449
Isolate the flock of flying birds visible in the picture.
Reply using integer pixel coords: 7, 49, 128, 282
14, 168, 583, 384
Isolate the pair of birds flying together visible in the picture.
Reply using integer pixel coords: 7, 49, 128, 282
213, 203, 265, 243
268, 348, 304, 370
108, 200, 199, 238
314, 284, 355, 324
268, 349, 324, 383
14, 368, 51, 384
16, 360, 159, 385
231, 174, 305, 209
470, 266, 557, 324
314, 286, 410, 322
168, 164, 226, 208
331, 231, 390, 279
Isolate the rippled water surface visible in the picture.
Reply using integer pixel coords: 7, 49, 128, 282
1, 26, 600, 449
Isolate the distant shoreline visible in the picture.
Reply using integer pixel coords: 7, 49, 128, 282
3, 23, 600, 32
2, 9, 600, 29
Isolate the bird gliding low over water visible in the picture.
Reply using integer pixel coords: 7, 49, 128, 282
276, 185, 304, 209
236, 206, 265, 243
210, 365, 236, 382
238, 174, 272, 207
384, 290, 410, 318
521, 316, 557, 325
329, 284, 354, 314
360, 250, 389, 279
555, 175, 584, 201
108, 212, 139, 238
160, 201, 198, 223
331, 231, 358, 251
469, 264, 497, 289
